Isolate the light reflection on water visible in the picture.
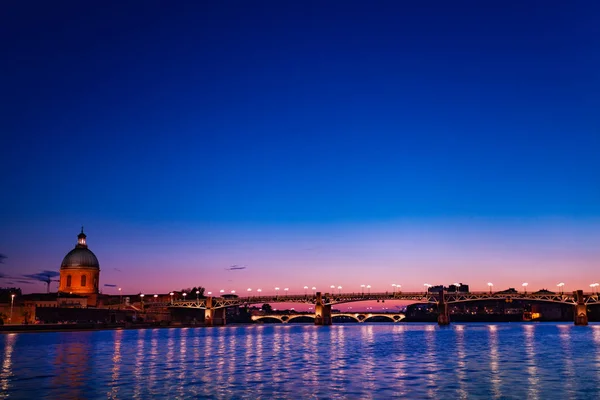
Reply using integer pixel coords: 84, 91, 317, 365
1, 323, 600, 399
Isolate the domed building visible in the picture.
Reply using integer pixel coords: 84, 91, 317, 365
59, 228, 100, 295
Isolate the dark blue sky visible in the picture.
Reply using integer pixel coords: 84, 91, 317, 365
2, 1, 599, 225
2, 1, 600, 293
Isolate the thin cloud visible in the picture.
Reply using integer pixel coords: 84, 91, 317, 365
225, 265, 247, 271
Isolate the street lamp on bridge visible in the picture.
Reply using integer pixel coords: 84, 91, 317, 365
337, 286, 342, 295
304, 286, 308, 295
182, 292, 187, 301
196, 290, 200, 304
169, 292, 174, 304
392, 284, 397, 294
424, 283, 432, 293
522, 282, 528, 294
312, 287, 316, 295
591, 283, 599, 294
140, 293, 145, 310
330, 285, 335, 294
557, 282, 565, 295
487, 282, 493, 294
284, 288, 289, 296
257, 288, 262, 294
366, 285, 371, 294
275, 287, 280, 298
361, 284, 365, 295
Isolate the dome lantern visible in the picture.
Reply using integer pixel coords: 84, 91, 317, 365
77, 226, 87, 248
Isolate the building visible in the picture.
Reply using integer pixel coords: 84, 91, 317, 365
58, 228, 100, 305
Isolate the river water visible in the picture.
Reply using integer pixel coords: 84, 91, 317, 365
1, 323, 600, 399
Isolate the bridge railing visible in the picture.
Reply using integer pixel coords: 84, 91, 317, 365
162, 290, 598, 308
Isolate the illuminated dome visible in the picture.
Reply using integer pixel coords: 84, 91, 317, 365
60, 228, 100, 270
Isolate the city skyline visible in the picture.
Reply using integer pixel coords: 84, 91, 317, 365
2, 2, 599, 296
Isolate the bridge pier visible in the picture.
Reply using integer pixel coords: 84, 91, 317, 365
204, 297, 226, 326
437, 290, 450, 326
314, 292, 332, 326
574, 290, 588, 326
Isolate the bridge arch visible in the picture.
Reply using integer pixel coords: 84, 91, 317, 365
331, 314, 360, 322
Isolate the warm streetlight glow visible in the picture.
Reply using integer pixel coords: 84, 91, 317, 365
366, 285, 371, 294
219, 289, 225, 293
182, 292, 187, 298
207, 291, 212, 295
9, 294, 15, 323
247, 288, 252, 292
522, 282, 528, 294
257, 289, 262, 293
231, 290, 236, 294
140, 293, 145, 298
196, 290, 200, 294
337, 285, 342, 294
154, 294, 158, 298
487, 282, 493, 294
304, 286, 308, 295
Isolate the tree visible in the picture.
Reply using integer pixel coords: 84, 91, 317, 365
261, 303, 272, 312
190, 287, 206, 297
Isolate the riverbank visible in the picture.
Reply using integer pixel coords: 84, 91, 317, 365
0, 322, 182, 334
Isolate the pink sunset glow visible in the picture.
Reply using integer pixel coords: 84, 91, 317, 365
2, 217, 599, 299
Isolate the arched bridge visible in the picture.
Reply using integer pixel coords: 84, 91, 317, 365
145, 290, 598, 327
251, 313, 405, 324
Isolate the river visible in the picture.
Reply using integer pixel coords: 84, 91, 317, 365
1, 323, 600, 399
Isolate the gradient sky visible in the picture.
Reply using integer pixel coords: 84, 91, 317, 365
1, 1, 599, 296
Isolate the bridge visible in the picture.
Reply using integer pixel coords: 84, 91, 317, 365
251, 313, 405, 324
145, 290, 598, 326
